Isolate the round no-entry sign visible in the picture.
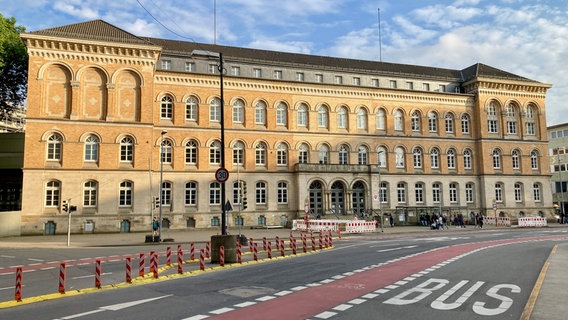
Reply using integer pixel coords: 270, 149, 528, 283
215, 167, 229, 182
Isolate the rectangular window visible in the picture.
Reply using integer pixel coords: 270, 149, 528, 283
353, 77, 361, 86
296, 72, 304, 81
277, 182, 288, 204
533, 184, 541, 202
422, 83, 430, 91
231, 66, 240, 76
372, 79, 379, 87
273, 70, 282, 79
465, 183, 473, 203
438, 84, 446, 92
432, 183, 441, 203
315, 74, 323, 83
488, 120, 498, 133
161, 60, 171, 70
334, 76, 343, 84
526, 123, 535, 135
415, 183, 424, 203
406, 81, 413, 90
397, 183, 406, 203
390, 80, 397, 89
208, 64, 216, 74
253, 68, 262, 78
185, 62, 195, 72
449, 184, 457, 203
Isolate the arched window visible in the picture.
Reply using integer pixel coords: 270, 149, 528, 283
514, 183, 523, 202
185, 140, 198, 164
45, 180, 61, 207
119, 181, 133, 206
339, 145, 349, 165
160, 96, 173, 120
255, 101, 266, 125
432, 183, 441, 203
397, 183, 407, 203
445, 114, 454, 133
395, 147, 405, 168
506, 103, 518, 134
319, 145, 329, 164
449, 183, 458, 202
533, 183, 542, 202
317, 106, 328, 128
358, 146, 368, 165
525, 105, 536, 135
276, 102, 287, 126
277, 181, 288, 204
394, 110, 403, 131
463, 149, 472, 169
413, 148, 422, 168
461, 114, 470, 134
120, 136, 134, 163
465, 183, 474, 203
298, 144, 309, 164
83, 180, 98, 207
376, 109, 386, 130
160, 139, 172, 164
277, 143, 288, 165
186, 96, 198, 121
531, 150, 539, 170
161, 181, 172, 205
430, 148, 439, 169
233, 141, 244, 165
493, 150, 501, 169
232, 99, 244, 123
255, 142, 267, 165
209, 141, 221, 164
428, 111, 437, 132
378, 147, 387, 168
256, 181, 267, 204
447, 149, 456, 169
47, 133, 63, 161
411, 111, 421, 132
356, 109, 367, 129
297, 104, 308, 127
337, 107, 347, 129
210, 98, 221, 122
84, 135, 99, 162
512, 150, 520, 170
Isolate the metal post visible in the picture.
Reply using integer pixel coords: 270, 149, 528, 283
159, 130, 167, 240
377, 150, 384, 232
219, 53, 227, 235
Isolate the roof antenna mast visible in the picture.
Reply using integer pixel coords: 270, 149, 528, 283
378, 8, 382, 62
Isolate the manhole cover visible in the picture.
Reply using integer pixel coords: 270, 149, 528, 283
219, 286, 277, 298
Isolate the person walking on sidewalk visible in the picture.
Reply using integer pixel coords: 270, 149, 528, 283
152, 217, 160, 236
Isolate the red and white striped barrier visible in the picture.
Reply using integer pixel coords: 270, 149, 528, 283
205, 242, 211, 259
311, 232, 316, 251
253, 242, 258, 261
190, 242, 195, 260
152, 252, 159, 278
237, 242, 242, 264
319, 232, 323, 250
126, 257, 132, 283
293, 219, 377, 233
166, 246, 172, 266
58, 263, 66, 294
95, 259, 102, 288
267, 241, 272, 259
138, 253, 145, 277
177, 249, 183, 274
149, 250, 155, 274
249, 238, 254, 253
484, 216, 512, 226
518, 217, 548, 227
263, 237, 267, 251
220, 246, 225, 267
302, 233, 307, 253
14, 267, 22, 302
199, 249, 205, 270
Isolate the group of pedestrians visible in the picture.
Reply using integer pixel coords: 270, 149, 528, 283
420, 212, 468, 230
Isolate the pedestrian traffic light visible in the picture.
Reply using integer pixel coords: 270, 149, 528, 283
242, 197, 248, 210
69, 205, 77, 212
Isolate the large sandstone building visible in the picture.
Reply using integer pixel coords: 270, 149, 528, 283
19, 20, 553, 234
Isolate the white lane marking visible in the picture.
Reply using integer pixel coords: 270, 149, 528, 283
377, 245, 417, 252
1, 255, 16, 258
27, 258, 45, 262
71, 272, 112, 280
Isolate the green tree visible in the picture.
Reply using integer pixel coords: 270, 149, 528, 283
0, 14, 27, 114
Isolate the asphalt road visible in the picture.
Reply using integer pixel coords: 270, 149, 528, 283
0, 229, 566, 320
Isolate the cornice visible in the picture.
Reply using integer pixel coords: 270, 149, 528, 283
155, 74, 475, 108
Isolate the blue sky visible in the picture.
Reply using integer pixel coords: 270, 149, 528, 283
4, 0, 568, 125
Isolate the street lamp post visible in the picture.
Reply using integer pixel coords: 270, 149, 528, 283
192, 50, 227, 235
377, 150, 384, 232
558, 153, 565, 223
159, 129, 167, 240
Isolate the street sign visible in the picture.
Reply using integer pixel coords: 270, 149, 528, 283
215, 167, 229, 183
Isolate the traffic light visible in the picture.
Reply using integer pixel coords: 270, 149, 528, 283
154, 196, 160, 208
69, 205, 77, 212
62, 200, 68, 213
242, 197, 248, 210
241, 182, 248, 210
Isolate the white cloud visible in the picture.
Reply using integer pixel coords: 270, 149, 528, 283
53, 0, 99, 20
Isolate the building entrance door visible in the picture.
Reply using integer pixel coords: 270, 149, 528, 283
330, 181, 345, 215
309, 181, 323, 217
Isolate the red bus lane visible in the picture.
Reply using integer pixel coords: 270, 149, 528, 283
206, 236, 564, 320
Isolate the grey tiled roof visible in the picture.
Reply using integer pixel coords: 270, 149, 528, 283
27, 19, 539, 83
27, 20, 152, 46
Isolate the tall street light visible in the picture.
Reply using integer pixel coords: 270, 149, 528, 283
377, 150, 384, 232
159, 129, 167, 240
192, 50, 228, 235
